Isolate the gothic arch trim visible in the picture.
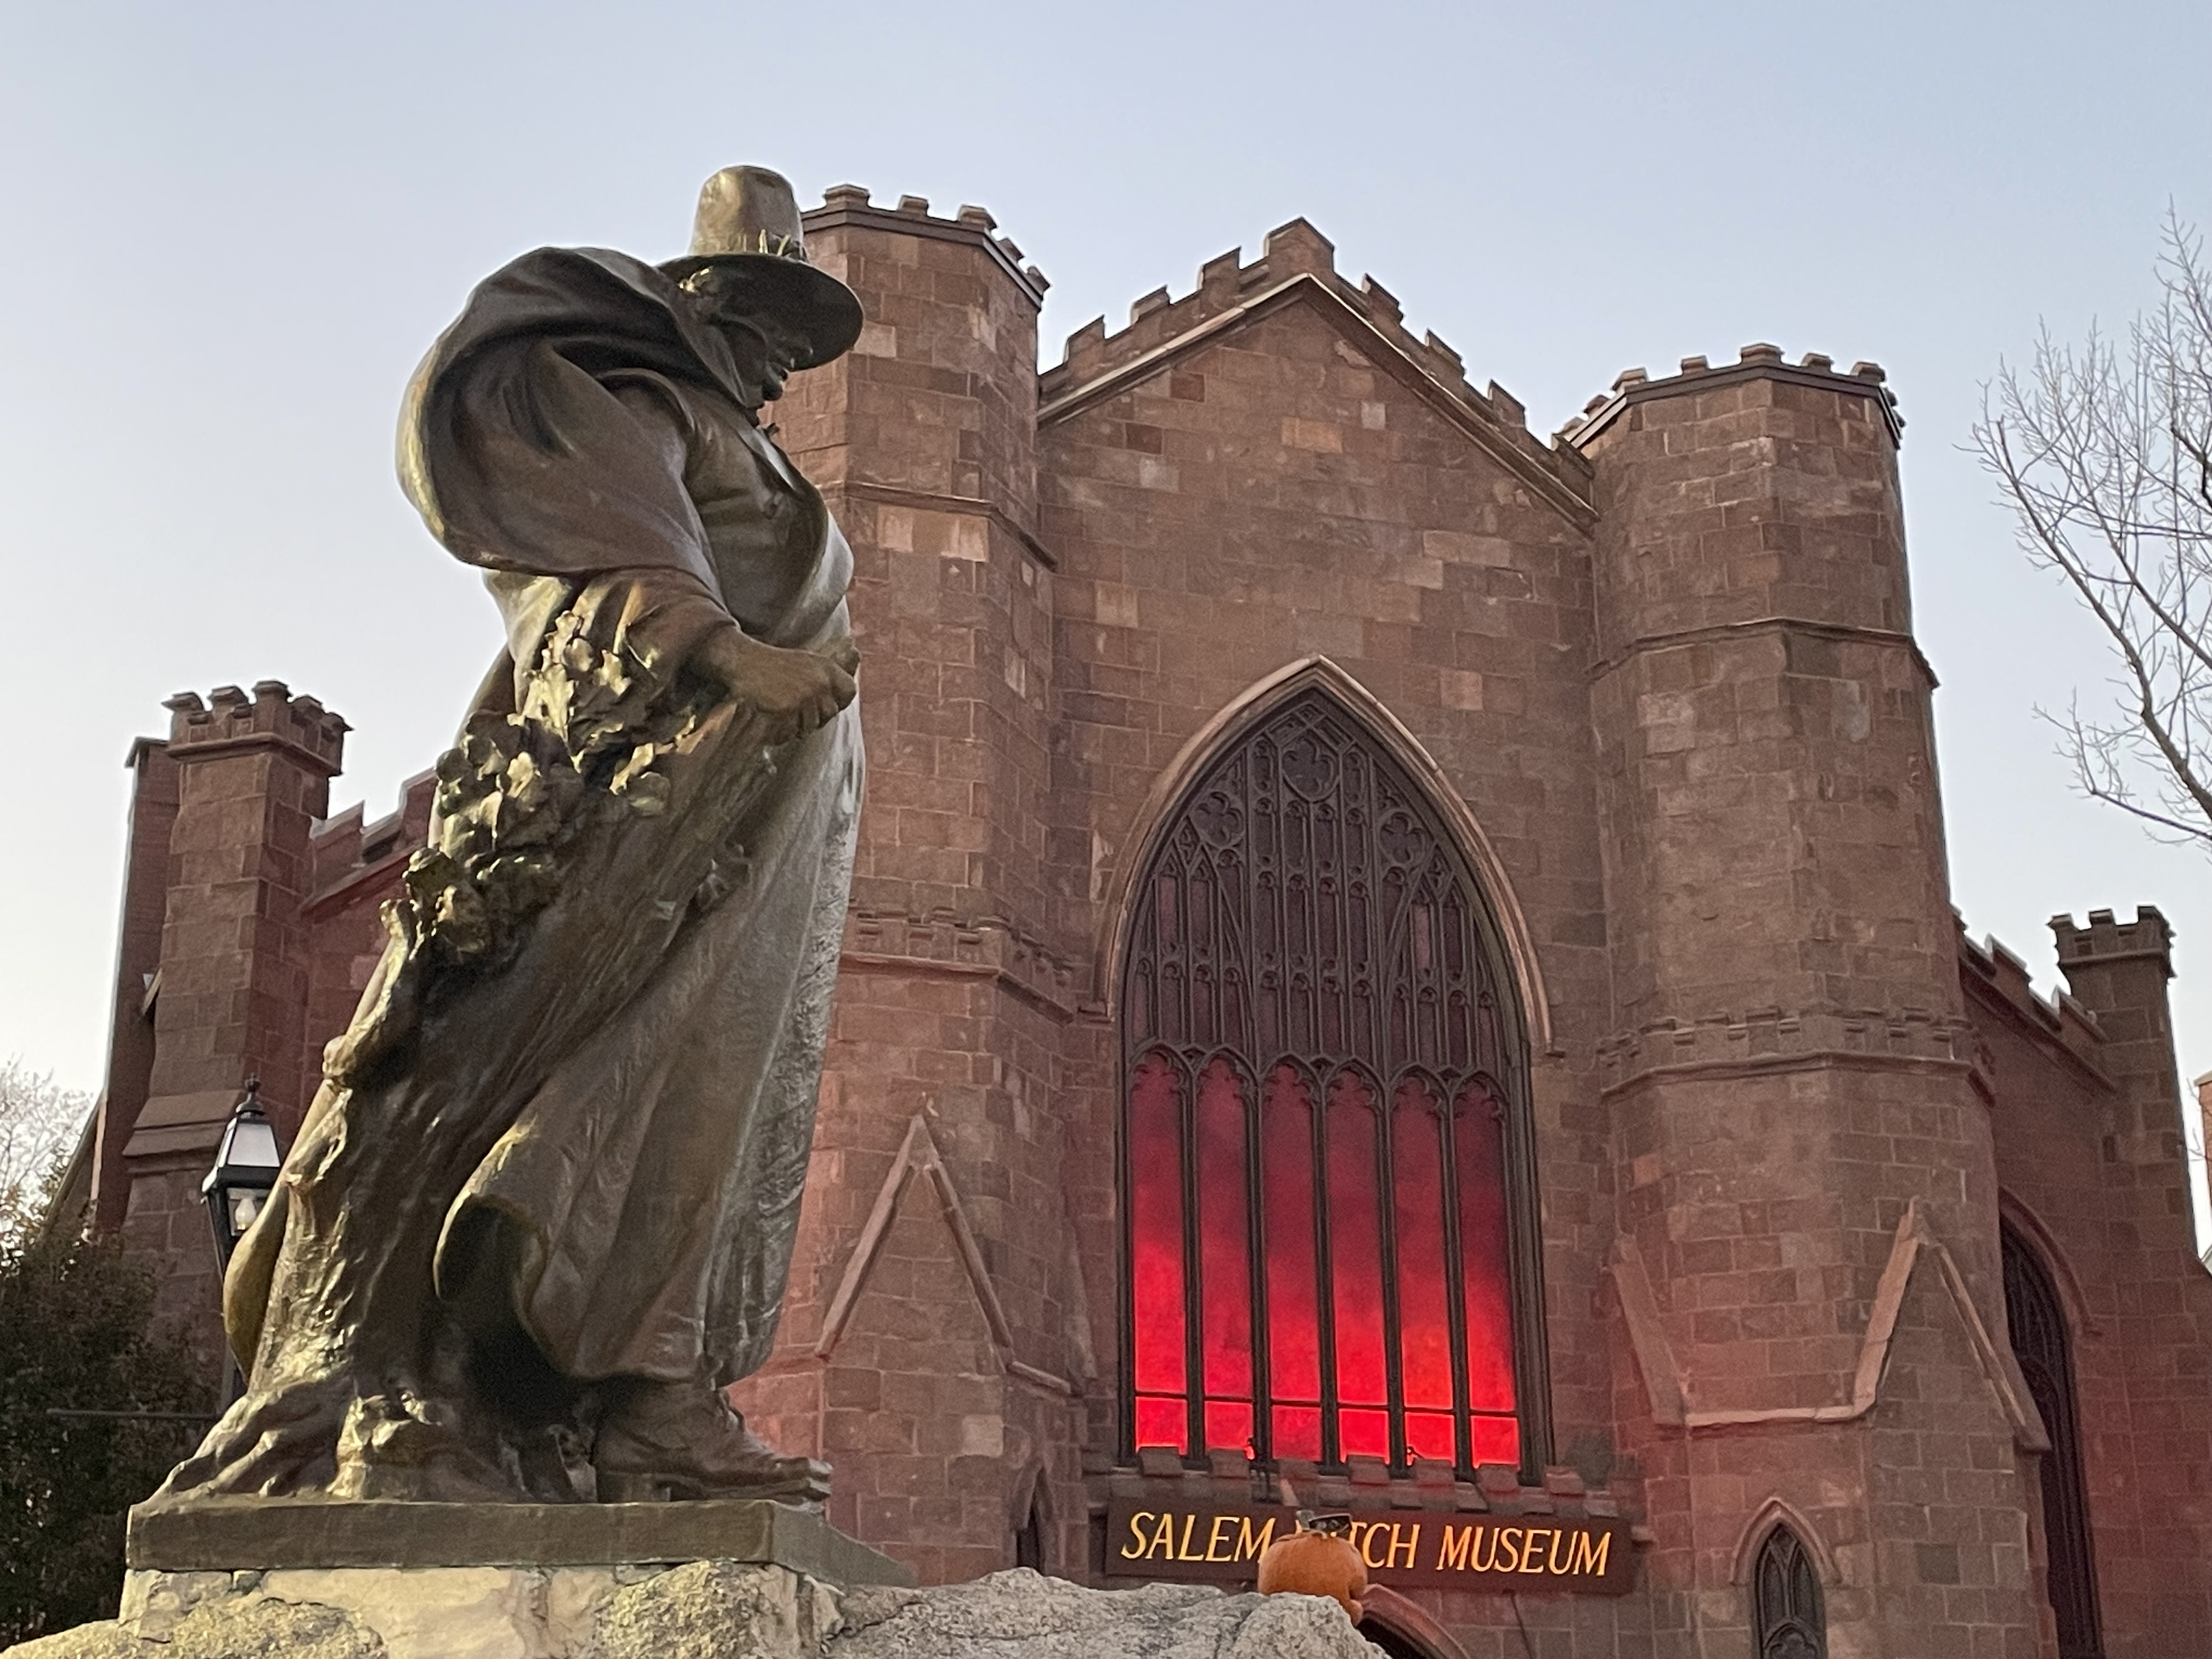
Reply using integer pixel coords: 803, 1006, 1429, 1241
1096, 656, 1553, 1052
1110, 659, 1554, 1476
1730, 1498, 1841, 1587
1359, 1587, 1471, 1659
814, 1114, 1079, 1398
1612, 1200, 2050, 1451
1999, 1190, 2101, 1339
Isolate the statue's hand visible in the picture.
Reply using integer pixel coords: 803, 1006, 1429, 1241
689, 627, 857, 744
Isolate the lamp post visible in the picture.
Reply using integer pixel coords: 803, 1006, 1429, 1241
201, 1077, 283, 1272
201, 1078, 283, 1401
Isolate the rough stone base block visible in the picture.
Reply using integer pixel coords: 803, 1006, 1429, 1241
1, 1567, 1374, 1659
126, 1496, 910, 1585
4, 1559, 838, 1659
836, 1572, 1374, 1657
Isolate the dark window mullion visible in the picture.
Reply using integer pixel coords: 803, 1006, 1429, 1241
1376, 1075, 1407, 1470
1312, 1060, 1340, 1469
1245, 1060, 1271, 1466
1178, 1052, 1205, 1464
1438, 1087, 1474, 1476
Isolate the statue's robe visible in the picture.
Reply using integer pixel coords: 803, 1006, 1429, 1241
234, 247, 862, 1400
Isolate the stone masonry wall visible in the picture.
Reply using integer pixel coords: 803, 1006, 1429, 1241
1577, 354, 2040, 1657
1034, 221, 1617, 1646
99, 683, 346, 1384
293, 774, 433, 1121
91, 740, 179, 1235
2029, 910, 2212, 1655
725, 193, 1090, 1585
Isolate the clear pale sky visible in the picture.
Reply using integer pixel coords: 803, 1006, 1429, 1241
3, 2, 2207, 1197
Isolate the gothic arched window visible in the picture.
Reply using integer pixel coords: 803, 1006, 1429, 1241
2002, 1223, 2104, 1659
1751, 1526, 1826, 1659
1120, 687, 1543, 1476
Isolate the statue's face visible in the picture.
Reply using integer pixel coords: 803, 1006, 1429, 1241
681, 269, 805, 403
744, 316, 807, 403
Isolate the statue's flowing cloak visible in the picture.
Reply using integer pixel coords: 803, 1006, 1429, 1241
242, 247, 862, 1389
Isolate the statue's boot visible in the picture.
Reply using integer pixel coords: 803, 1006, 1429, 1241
593, 1380, 830, 1504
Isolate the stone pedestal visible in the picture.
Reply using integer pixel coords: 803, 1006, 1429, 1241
125, 1496, 911, 1582
47, 1559, 834, 1659
5, 1565, 1379, 1659
2, 1499, 908, 1659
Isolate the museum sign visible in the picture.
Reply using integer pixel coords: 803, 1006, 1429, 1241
1103, 1501, 1635, 1594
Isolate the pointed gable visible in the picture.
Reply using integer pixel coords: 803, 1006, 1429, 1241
1038, 219, 1593, 528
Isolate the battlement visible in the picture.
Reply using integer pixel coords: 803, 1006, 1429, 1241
803, 185, 1049, 307
2052, 906, 2176, 974
306, 769, 435, 916
1561, 343, 1904, 449
162, 681, 347, 776
1956, 918, 2107, 1073
1035, 218, 1585, 496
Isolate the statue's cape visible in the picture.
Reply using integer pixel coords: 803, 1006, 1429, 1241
398, 246, 764, 590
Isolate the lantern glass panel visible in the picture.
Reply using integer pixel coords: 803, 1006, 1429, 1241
228, 1187, 265, 1237
225, 1115, 281, 1170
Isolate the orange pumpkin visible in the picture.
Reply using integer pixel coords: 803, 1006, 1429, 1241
1257, 1511, 1367, 1622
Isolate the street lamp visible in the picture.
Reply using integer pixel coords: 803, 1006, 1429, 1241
202, 1077, 283, 1272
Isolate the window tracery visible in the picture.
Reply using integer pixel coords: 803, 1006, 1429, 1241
1120, 688, 1537, 1473
2003, 1223, 2104, 1658
1752, 1525, 1825, 1659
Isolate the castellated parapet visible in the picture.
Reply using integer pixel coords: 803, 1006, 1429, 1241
162, 679, 349, 776
1561, 342, 1901, 447
805, 185, 1050, 306
2053, 903, 2175, 970
1036, 217, 1588, 501
1957, 919, 2107, 1075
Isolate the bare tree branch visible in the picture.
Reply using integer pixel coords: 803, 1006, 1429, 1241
1974, 211, 2212, 851
0, 1058, 92, 1243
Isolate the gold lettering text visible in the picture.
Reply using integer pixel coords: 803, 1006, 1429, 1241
1521, 1530, 1550, 1574
1566, 1531, 1611, 1577
1121, 1511, 1154, 1560
1234, 1516, 1277, 1561
1176, 1513, 1202, 1561
1146, 1513, 1176, 1559
1437, 1525, 1471, 1571
1387, 1525, 1419, 1570
1548, 1528, 1575, 1575
1204, 1515, 1235, 1562
1361, 1524, 1393, 1569
1497, 1527, 1524, 1572
1469, 1525, 1499, 1573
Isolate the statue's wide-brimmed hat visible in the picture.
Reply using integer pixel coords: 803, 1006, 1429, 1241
661, 166, 864, 369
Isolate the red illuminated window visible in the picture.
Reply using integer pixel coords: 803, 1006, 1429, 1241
1122, 689, 1534, 1475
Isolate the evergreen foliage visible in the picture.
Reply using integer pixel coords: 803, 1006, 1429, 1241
0, 1225, 208, 1645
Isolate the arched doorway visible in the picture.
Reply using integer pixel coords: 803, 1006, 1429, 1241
1118, 684, 1546, 1479
2001, 1222, 2103, 1658
1361, 1620, 1446, 1658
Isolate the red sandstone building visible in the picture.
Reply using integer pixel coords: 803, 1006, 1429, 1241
70, 190, 2212, 1659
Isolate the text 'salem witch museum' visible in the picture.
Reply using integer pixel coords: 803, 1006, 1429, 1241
61, 183, 2212, 1658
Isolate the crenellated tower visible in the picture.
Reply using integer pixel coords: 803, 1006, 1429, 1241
93, 681, 347, 1384
727, 190, 1091, 1585
1575, 349, 2043, 1654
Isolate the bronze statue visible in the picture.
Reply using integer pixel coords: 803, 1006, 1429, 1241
158, 167, 864, 1506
